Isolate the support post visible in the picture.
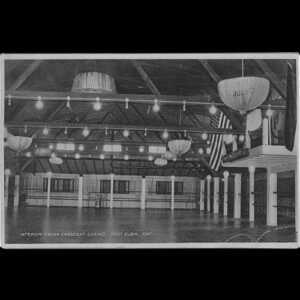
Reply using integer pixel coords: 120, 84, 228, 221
199, 179, 205, 211
4, 170, 10, 207
78, 175, 83, 208
223, 172, 229, 216
248, 166, 256, 222
266, 168, 277, 226
234, 173, 241, 219
46, 173, 51, 208
141, 176, 146, 209
213, 177, 220, 214
14, 174, 20, 207
206, 175, 211, 212
110, 173, 114, 209
171, 175, 175, 210
232, 136, 238, 151
262, 117, 269, 145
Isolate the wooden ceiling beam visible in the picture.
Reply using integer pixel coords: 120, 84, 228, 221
253, 59, 286, 99
131, 60, 161, 95
6, 121, 244, 134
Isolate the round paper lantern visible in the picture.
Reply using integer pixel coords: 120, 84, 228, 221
6, 136, 32, 152
246, 108, 262, 131
161, 151, 176, 160
218, 77, 270, 114
49, 156, 63, 165
154, 158, 168, 166
71, 72, 117, 93
168, 140, 191, 156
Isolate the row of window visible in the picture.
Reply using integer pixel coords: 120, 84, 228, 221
42, 178, 184, 195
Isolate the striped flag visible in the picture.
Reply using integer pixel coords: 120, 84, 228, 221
209, 109, 232, 171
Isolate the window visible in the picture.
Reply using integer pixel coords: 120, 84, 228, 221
103, 144, 122, 152
43, 178, 74, 192
56, 143, 75, 151
156, 181, 184, 195
100, 180, 130, 194
100, 180, 111, 193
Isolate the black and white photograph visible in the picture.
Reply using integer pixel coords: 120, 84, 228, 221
0, 53, 299, 248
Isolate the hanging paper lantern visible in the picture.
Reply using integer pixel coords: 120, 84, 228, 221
49, 156, 63, 165
71, 72, 117, 93
161, 151, 177, 160
246, 109, 262, 131
6, 136, 32, 152
168, 139, 191, 156
218, 77, 270, 114
154, 158, 168, 166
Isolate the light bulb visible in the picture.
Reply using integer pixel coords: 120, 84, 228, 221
125, 98, 129, 109
64, 127, 68, 135
43, 127, 49, 135
35, 96, 44, 109
162, 129, 169, 139
7, 95, 12, 106
82, 127, 89, 137
153, 99, 160, 112
24, 125, 27, 133
124, 154, 129, 160
123, 129, 130, 137
238, 135, 245, 142
183, 100, 186, 112
46, 171, 52, 177
105, 127, 108, 135
4, 169, 11, 176
93, 97, 102, 110
201, 133, 208, 140
25, 152, 32, 158
266, 104, 273, 117
78, 144, 84, 151
223, 171, 229, 177
206, 175, 212, 180
209, 102, 217, 115
148, 155, 153, 161
144, 128, 148, 136
172, 157, 177, 161
49, 144, 54, 150
206, 147, 211, 154
184, 130, 187, 137
139, 146, 145, 153
198, 148, 204, 155
66, 96, 71, 108
75, 153, 80, 159
100, 154, 105, 160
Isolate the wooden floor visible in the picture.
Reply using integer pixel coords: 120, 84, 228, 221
5, 206, 296, 244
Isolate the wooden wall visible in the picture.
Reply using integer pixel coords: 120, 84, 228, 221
20, 173, 199, 210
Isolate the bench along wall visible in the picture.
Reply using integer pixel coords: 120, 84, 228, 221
20, 173, 199, 209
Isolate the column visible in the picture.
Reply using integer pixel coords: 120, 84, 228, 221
78, 175, 83, 208
141, 176, 146, 209
232, 136, 237, 151
262, 117, 269, 145
46, 173, 51, 208
266, 168, 277, 226
171, 176, 175, 210
223, 172, 229, 216
110, 173, 114, 209
206, 175, 211, 212
4, 169, 11, 207
199, 179, 205, 211
248, 166, 256, 222
14, 174, 20, 207
234, 173, 241, 219
213, 177, 220, 214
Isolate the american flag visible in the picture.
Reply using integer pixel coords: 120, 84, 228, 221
209, 109, 232, 171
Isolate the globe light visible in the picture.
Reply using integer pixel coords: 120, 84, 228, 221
209, 102, 217, 115
198, 148, 204, 155
75, 153, 80, 159
123, 129, 130, 138
206, 147, 211, 154
26, 152, 32, 158
93, 97, 102, 110
35, 96, 44, 109
238, 135, 245, 142
49, 143, 54, 150
206, 175, 212, 180
153, 99, 160, 112
46, 171, 52, 177
162, 129, 169, 139
139, 146, 145, 152
4, 169, 11, 176
100, 154, 105, 160
78, 144, 84, 151
223, 171, 229, 177
124, 154, 129, 160
171, 175, 175, 181
43, 127, 49, 135
82, 127, 90, 137
148, 155, 154, 161
201, 132, 208, 140
266, 104, 273, 117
